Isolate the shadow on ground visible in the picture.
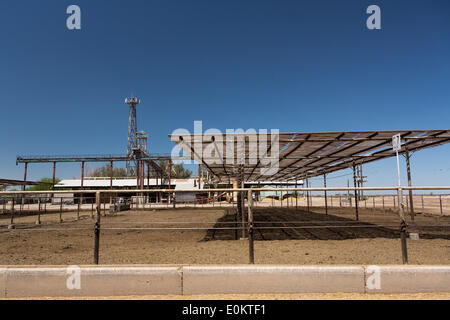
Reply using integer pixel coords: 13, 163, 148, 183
202, 208, 450, 241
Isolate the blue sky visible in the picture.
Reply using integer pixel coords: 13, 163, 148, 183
0, 0, 449, 188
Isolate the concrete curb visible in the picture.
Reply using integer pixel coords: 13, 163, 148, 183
365, 266, 450, 293
183, 266, 365, 294
1, 267, 181, 298
0, 265, 448, 298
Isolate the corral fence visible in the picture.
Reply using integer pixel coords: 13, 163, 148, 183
1, 186, 449, 265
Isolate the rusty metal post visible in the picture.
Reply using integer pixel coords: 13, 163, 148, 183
36, 197, 41, 225
9, 197, 15, 228
323, 174, 328, 215
52, 161, 56, 199
59, 198, 63, 223
306, 178, 310, 212
80, 161, 85, 193
198, 164, 201, 189
440, 195, 443, 216
352, 161, 359, 221
110, 161, 113, 204
168, 160, 172, 204
404, 146, 415, 221
94, 191, 101, 265
421, 195, 424, 214
248, 189, 254, 264
280, 189, 283, 208
147, 162, 150, 205
397, 187, 408, 264
21, 162, 28, 209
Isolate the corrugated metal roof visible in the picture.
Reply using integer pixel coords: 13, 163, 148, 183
169, 130, 450, 182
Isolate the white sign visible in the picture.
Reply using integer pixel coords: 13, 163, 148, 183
392, 134, 401, 152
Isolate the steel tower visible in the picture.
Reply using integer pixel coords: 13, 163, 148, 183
125, 97, 140, 176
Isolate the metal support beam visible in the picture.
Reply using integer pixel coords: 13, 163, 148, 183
52, 162, 56, 191
110, 161, 113, 204
352, 161, 359, 221
404, 146, 415, 221
398, 187, 408, 264
80, 161, 85, 206
168, 160, 172, 204
22, 162, 28, 207
323, 174, 328, 215
247, 189, 254, 264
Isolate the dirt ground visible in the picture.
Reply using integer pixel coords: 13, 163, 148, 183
0, 207, 449, 265
3, 292, 450, 300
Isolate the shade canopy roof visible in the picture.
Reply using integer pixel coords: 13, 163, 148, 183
169, 129, 450, 182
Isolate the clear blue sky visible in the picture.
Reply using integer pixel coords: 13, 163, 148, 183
0, 0, 449, 188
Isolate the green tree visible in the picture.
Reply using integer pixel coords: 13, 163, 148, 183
26, 178, 60, 191
88, 164, 129, 177
158, 160, 192, 178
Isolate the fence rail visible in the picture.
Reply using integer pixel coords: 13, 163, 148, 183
1, 186, 449, 266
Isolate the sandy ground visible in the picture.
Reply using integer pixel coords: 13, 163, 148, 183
2, 292, 450, 300
0, 207, 448, 265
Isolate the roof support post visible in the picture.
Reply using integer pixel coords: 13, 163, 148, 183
198, 164, 201, 189
22, 162, 28, 207
110, 161, 113, 204
52, 161, 56, 198
80, 161, 85, 205
323, 174, 328, 215
397, 187, 408, 264
404, 144, 415, 221
305, 176, 309, 212
352, 161, 359, 221
168, 159, 172, 204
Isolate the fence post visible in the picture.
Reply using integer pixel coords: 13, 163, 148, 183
9, 197, 15, 229
439, 195, 443, 216
352, 162, 359, 221
36, 198, 41, 225
323, 174, 328, 215
382, 195, 385, 212
247, 189, 254, 264
241, 190, 246, 238
421, 195, 424, 214
59, 198, 63, 223
77, 198, 80, 220
94, 191, 101, 265
397, 187, 408, 265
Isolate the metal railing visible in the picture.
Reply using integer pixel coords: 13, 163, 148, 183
1, 186, 449, 266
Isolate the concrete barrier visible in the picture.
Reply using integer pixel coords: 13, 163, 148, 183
0, 268, 6, 298
365, 266, 450, 293
3, 267, 182, 298
183, 266, 365, 294
0, 265, 449, 298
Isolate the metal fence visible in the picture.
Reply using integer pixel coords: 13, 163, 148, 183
0, 186, 449, 266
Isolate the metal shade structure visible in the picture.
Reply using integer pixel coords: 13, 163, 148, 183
169, 129, 450, 182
